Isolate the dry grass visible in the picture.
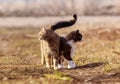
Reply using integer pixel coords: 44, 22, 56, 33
0, 26, 120, 83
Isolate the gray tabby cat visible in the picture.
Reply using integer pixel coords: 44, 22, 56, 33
38, 14, 79, 69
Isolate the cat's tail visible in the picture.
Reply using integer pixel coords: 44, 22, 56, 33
51, 14, 77, 31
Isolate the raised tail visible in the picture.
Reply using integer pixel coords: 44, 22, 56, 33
51, 14, 77, 31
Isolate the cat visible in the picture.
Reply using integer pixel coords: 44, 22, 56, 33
39, 14, 78, 69
51, 14, 82, 69
38, 28, 60, 70
58, 30, 82, 69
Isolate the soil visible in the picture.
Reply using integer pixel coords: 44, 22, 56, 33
0, 27, 120, 84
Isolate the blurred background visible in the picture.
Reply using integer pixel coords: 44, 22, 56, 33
0, 0, 120, 28
0, 1, 120, 83
0, 0, 120, 17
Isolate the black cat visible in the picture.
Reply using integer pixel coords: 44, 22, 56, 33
51, 14, 82, 69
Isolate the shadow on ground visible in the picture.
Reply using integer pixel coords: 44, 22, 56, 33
76, 62, 104, 69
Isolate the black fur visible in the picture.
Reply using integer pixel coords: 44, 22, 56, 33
59, 30, 82, 63
59, 37, 72, 61
50, 14, 82, 67
66, 30, 82, 42
51, 14, 77, 31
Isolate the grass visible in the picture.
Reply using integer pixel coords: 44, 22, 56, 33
43, 70, 72, 81
0, 27, 120, 83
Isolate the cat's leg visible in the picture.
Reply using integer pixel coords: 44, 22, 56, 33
58, 56, 64, 69
41, 50, 45, 65
63, 51, 76, 69
53, 58, 58, 70
45, 54, 51, 69
40, 41, 44, 65
40, 41, 46, 65
50, 55, 53, 67
53, 54, 59, 70
41, 54, 45, 65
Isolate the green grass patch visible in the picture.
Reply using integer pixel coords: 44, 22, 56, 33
43, 70, 73, 81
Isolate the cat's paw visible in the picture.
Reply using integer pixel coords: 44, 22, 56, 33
46, 65, 51, 69
68, 61, 76, 69
54, 66, 60, 70
58, 64, 64, 69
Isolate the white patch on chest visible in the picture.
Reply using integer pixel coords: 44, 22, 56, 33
67, 40, 77, 69
67, 40, 76, 58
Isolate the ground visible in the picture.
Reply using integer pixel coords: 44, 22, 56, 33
0, 25, 120, 84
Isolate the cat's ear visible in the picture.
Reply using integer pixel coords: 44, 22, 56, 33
39, 26, 43, 30
76, 30, 79, 33
40, 26, 46, 32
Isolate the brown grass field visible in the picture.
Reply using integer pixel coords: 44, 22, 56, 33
0, 23, 120, 83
